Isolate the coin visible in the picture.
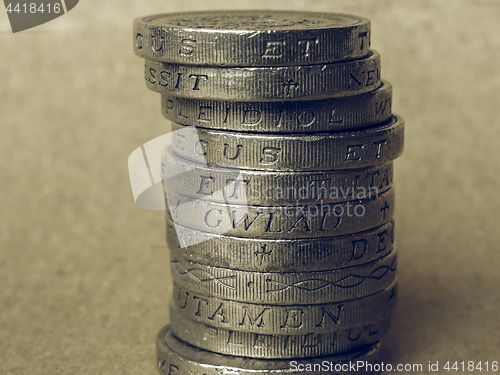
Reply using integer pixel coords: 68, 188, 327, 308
132, 10, 403, 371
166, 188, 395, 239
169, 251, 397, 304
167, 220, 395, 272
170, 311, 390, 358
134, 11, 370, 66
161, 81, 392, 132
170, 280, 397, 334
157, 325, 383, 375
169, 115, 403, 171
163, 149, 393, 205
144, 51, 381, 101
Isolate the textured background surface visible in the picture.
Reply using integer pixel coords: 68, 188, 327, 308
1, 0, 499, 373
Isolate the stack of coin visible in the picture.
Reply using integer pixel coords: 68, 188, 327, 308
133, 10, 404, 374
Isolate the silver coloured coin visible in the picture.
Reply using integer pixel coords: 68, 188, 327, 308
169, 115, 403, 171
167, 220, 395, 272
160, 81, 392, 132
169, 250, 397, 304
170, 280, 397, 334
134, 11, 370, 66
144, 51, 381, 101
163, 149, 393, 205
170, 311, 391, 358
157, 325, 383, 374
166, 188, 395, 239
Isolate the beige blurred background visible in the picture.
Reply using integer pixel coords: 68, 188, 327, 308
1, 0, 499, 373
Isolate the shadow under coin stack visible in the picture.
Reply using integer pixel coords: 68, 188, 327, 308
133, 10, 404, 375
